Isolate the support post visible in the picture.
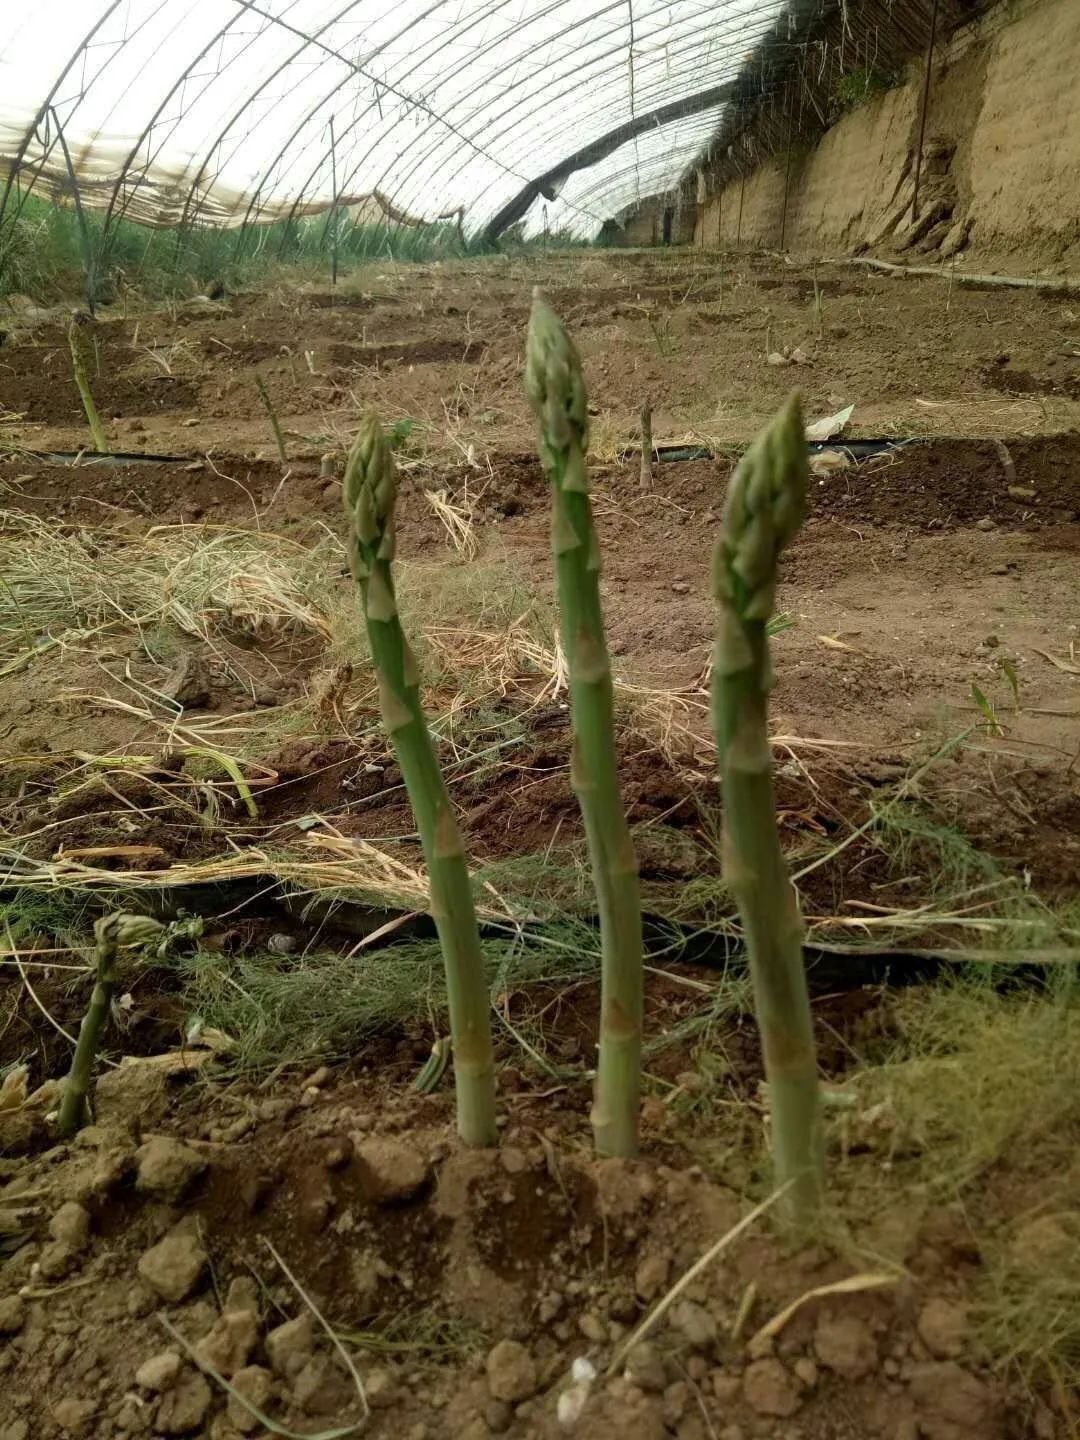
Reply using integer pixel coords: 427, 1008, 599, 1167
911, 0, 941, 225
736, 170, 746, 249
329, 115, 339, 288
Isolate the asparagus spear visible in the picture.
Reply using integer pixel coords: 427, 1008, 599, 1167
711, 393, 823, 1222
68, 316, 108, 454
57, 913, 164, 1136
525, 292, 644, 1159
343, 415, 497, 1147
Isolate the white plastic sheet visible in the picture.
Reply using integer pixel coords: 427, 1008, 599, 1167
0, 0, 785, 236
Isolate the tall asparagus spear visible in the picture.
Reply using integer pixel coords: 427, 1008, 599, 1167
711, 393, 823, 1222
57, 913, 164, 1136
525, 292, 644, 1159
68, 315, 108, 454
343, 415, 497, 1147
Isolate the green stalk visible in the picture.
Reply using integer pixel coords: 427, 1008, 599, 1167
57, 913, 164, 1136
68, 317, 108, 453
711, 393, 823, 1223
255, 372, 288, 463
525, 292, 644, 1159
343, 415, 496, 1147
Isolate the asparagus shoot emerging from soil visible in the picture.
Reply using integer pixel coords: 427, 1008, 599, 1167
525, 291, 644, 1159
639, 400, 653, 491
68, 315, 108, 453
343, 414, 497, 1147
711, 392, 823, 1223
57, 913, 165, 1136
255, 372, 288, 464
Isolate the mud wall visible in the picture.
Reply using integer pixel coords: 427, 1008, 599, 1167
692, 0, 1080, 271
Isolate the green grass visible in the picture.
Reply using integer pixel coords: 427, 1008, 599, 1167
0, 191, 590, 304
167, 921, 602, 1072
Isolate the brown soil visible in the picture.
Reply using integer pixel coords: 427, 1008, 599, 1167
0, 249, 1078, 1439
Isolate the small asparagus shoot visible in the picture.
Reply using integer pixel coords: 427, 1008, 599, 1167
255, 372, 288, 463
526, 292, 644, 1159
343, 415, 497, 1147
639, 400, 654, 491
57, 913, 165, 1136
68, 315, 108, 453
711, 393, 823, 1223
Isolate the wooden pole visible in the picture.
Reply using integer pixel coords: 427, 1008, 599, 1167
736, 171, 746, 249
911, 0, 940, 225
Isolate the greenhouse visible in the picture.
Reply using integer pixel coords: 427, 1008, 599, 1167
0, 2, 1078, 1437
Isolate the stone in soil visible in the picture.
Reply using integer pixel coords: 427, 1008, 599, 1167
353, 1136, 431, 1203
812, 1310, 879, 1379
908, 1361, 1004, 1440
48, 1201, 91, 1251
137, 1223, 207, 1302
135, 1136, 207, 1199
154, 1369, 213, 1435
741, 1358, 803, 1418
917, 1298, 969, 1359
485, 1339, 538, 1403
227, 1365, 273, 1433
135, 1350, 183, 1393
266, 1313, 314, 1380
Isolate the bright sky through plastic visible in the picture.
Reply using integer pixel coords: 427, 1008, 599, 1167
0, 1, 785, 236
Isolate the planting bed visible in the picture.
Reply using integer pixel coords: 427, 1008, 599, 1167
0, 249, 1078, 1439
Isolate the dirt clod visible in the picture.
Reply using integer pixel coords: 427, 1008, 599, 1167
136, 1223, 207, 1302
37, 1239, 79, 1279
741, 1357, 803, 1417
624, 1341, 667, 1392
291, 1353, 353, 1414
634, 1251, 671, 1300
48, 1200, 91, 1251
135, 1136, 208, 1199
196, 1307, 259, 1377
485, 1338, 538, 1403
671, 1299, 717, 1349
812, 1310, 879, 1379
227, 1364, 273, 1433
51, 1397, 97, 1435
353, 1136, 430, 1203
162, 651, 211, 709
0, 1294, 26, 1334
154, 1368, 213, 1435
266, 1313, 313, 1380
917, 1298, 969, 1359
908, 1361, 1003, 1440
134, 1350, 182, 1392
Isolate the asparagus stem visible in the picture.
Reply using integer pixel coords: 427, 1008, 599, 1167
343, 415, 496, 1147
639, 401, 653, 491
68, 317, 108, 453
526, 291, 644, 1159
57, 914, 164, 1136
255, 372, 288, 463
711, 393, 823, 1224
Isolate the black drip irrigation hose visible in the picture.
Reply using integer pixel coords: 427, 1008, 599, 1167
7, 439, 920, 470
621, 438, 917, 465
